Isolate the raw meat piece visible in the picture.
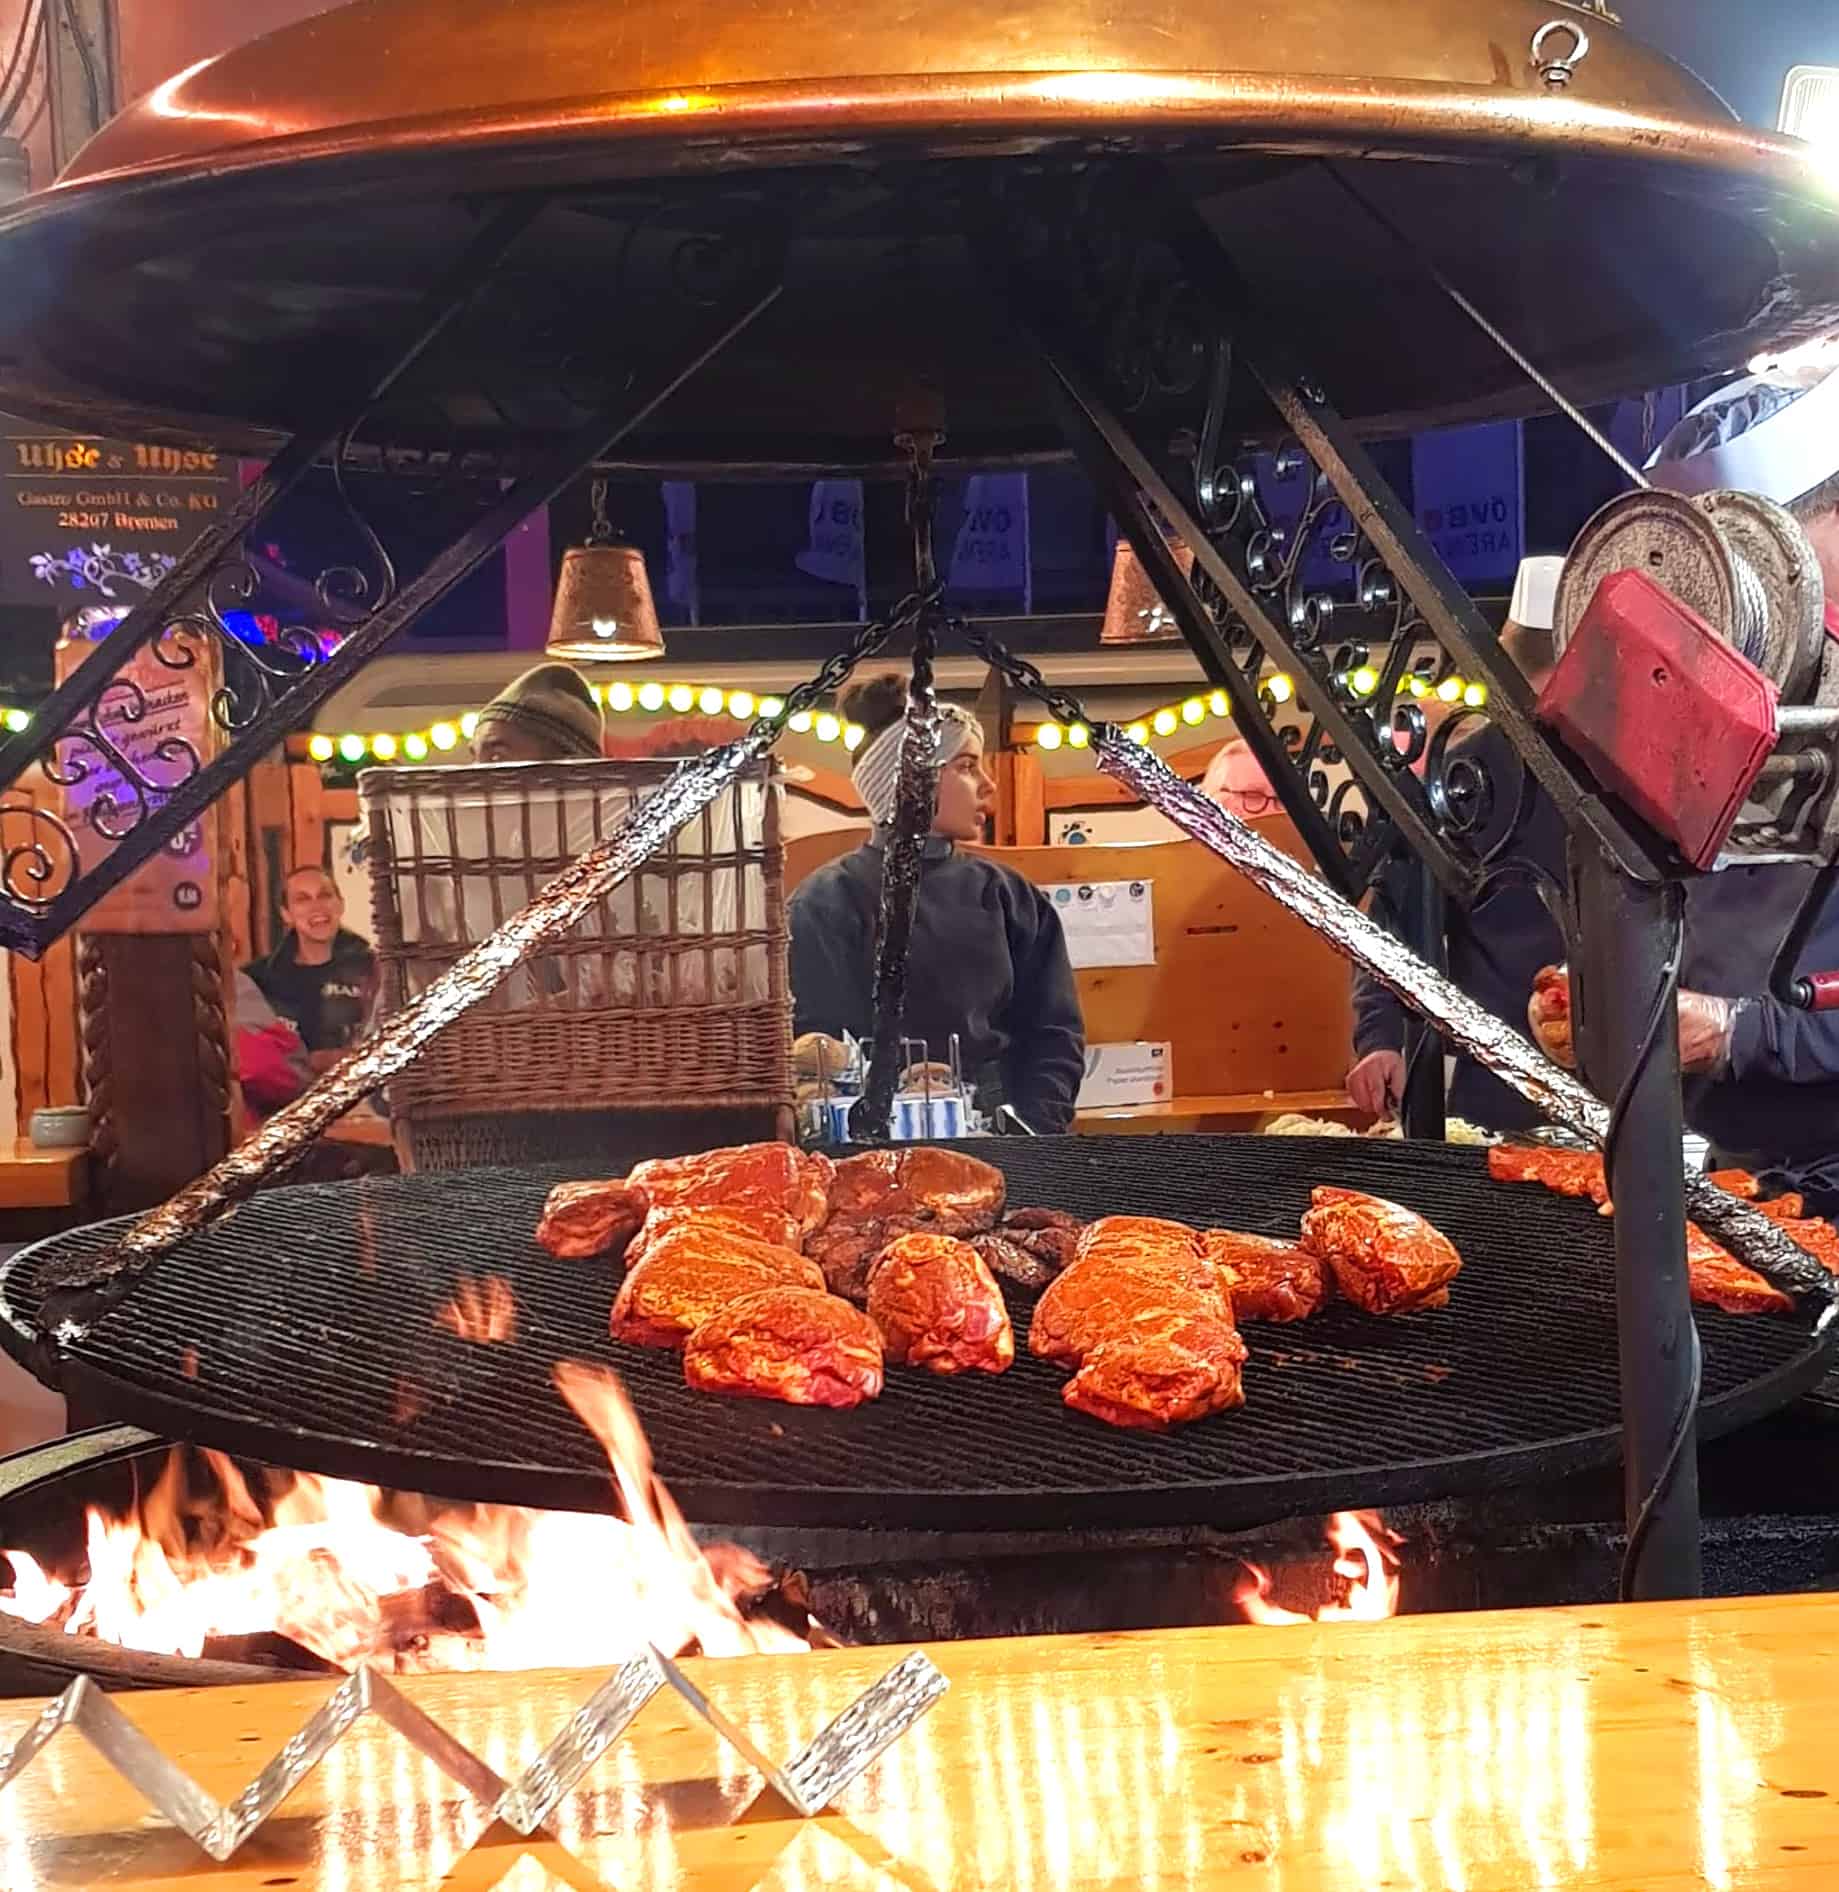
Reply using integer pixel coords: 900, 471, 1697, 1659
1775, 1216, 1839, 1276
683, 1287, 884, 1408
970, 1233, 1058, 1291
825, 1148, 1006, 1232
626, 1143, 834, 1234
626, 1203, 805, 1270
1687, 1224, 1792, 1316
1062, 1308, 1248, 1431
1199, 1230, 1330, 1323
1707, 1168, 1761, 1200
1003, 1207, 1082, 1233
536, 1180, 646, 1260
1028, 1249, 1229, 1366
1487, 1143, 1608, 1206
867, 1232, 1014, 1375
1757, 1194, 1807, 1223
1300, 1186, 1462, 1315
1073, 1215, 1203, 1266
611, 1227, 824, 1348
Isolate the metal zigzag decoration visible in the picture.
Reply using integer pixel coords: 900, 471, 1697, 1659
0, 1644, 948, 1863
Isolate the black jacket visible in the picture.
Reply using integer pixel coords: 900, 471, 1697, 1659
1679, 864, 1839, 1205
1351, 726, 1569, 1131
244, 929, 377, 1053
788, 834, 1086, 1133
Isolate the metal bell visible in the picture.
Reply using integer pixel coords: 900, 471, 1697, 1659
1099, 539, 1194, 646
546, 478, 665, 662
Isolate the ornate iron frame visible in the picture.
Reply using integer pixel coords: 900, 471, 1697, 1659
0, 152, 1797, 1602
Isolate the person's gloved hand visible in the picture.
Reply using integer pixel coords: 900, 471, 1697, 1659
1528, 966, 1737, 1075
1527, 965, 1575, 1068
1676, 990, 1737, 1074
1346, 1048, 1406, 1118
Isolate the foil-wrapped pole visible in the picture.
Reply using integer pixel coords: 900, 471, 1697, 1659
854, 423, 945, 1141
1097, 727, 1839, 1310
95, 738, 771, 1274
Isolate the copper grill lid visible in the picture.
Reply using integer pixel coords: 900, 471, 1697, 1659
0, 0, 1834, 465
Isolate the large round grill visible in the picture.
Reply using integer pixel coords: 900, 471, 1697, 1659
2, 1138, 1827, 1530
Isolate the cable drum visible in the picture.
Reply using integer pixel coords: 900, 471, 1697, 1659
1556, 488, 1824, 703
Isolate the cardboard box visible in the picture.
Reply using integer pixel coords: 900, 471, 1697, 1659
1076, 1041, 1172, 1109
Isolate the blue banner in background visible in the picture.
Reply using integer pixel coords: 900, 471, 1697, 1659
795, 479, 867, 619
948, 473, 1031, 606
1411, 421, 1523, 585
660, 479, 699, 623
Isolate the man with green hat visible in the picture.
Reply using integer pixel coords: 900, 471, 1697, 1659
472, 661, 604, 763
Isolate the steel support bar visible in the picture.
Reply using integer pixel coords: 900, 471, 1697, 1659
1029, 353, 1363, 900
1145, 166, 1659, 887
0, 201, 544, 954
3, 229, 782, 958
1571, 845, 1701, 1600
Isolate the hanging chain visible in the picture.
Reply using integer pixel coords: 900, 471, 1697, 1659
951, 614, 1093, 732
586, 475, 613, 546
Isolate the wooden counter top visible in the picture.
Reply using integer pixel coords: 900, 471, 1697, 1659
0, 1141, 87, 1210
2, 1593, 1836, 1889
1075, 1089, 1366, 1136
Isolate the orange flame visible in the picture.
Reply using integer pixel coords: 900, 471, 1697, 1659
0, 1362, 806, 1671
1236, 1510, 1402, 1625
434, 1274, 518, 1344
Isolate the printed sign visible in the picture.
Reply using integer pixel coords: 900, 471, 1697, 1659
1411, 421, 1524, 585
948, 473, 1031, 602
52, 625, 220, 933
0, 416, 239, 609
1044, 878, 1156, 969
795, 479, 866, 616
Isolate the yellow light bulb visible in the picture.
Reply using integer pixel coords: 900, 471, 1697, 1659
307, 733, 335, 762
698, 686, 725, 716
727, 691, 756, 720
1035, 723, 1064, 751
638, 681, 666, 712
1464, 681, 1488, 708
789, 709, 814, 733
668, 684, 695, 713
1437, 677, 1463, 703
1180, 697, 1205, 726
459, 712, 480, 739
1208, 690, 1230, 718
1266, 673, 1295, 705
1127, 721, 1150, 745
1152, 707, 1179, 737
369, 732, 398, 761
337, 733, 367, 763
589, 682, 605, 704
1067, 722, 1091, 749
759, 696, 785, 719
1408, 676, 1429, 700
1350, 665, 1380, 697
607, 681, 635, 712
844, 722, 866, 751
404, 732, 429, 761
429, 722, 459, 751
815, 713, 842, 744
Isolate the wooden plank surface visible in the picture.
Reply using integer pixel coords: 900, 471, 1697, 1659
1076, 1088, 1366, 1135
2, 1595, 1836, 1889
0, 1141, 87, 1208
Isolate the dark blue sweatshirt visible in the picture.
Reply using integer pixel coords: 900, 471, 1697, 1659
788, 833, 1086, 1133
1351, 725, 1569, 1131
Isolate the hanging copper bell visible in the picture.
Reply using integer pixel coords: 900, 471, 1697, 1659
0, 0, 1833, 464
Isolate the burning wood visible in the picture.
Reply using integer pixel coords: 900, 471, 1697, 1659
0, 1361, 816, 1673
434, 1273, 517, 1344
1235, 1511, 1403, 1624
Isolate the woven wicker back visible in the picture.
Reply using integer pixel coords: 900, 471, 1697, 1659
361, 759, 791, 1136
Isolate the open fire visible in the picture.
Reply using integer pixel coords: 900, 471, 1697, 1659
0, 1363, 806, 1673
1235, 1511, 1403, 1624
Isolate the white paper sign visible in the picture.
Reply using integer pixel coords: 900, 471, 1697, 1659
1043, 878, 1155, 969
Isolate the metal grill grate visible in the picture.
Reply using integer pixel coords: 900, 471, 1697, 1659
2, 1139, 1828, 1530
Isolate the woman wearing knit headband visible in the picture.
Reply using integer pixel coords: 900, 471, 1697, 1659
788, 674, 1085, 1132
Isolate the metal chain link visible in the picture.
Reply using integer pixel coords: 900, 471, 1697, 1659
949, 615, 1093, 731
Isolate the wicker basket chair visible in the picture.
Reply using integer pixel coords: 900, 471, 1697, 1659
362, 758, 794, 1171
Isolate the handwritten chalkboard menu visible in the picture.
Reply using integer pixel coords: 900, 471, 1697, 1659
0, 416, 238, 611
